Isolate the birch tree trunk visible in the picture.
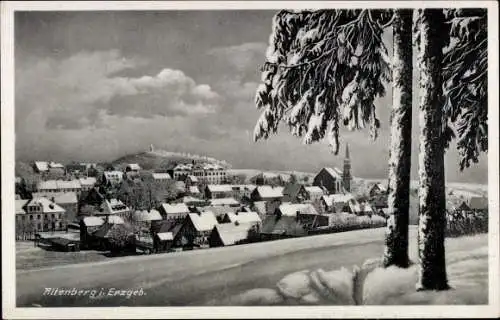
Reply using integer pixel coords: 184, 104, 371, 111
383, 9, 413, 268
415, 9, 449, 290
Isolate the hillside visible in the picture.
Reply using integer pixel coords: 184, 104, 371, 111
112, 150, 231, 171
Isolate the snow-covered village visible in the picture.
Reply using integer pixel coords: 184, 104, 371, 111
4, 3, 497, 316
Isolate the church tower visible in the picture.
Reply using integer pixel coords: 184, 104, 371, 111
342, 143, 351, 192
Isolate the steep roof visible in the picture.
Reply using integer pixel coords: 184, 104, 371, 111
255, 186, 284, 198
189, 186, 201, 194
279, 203, 318, 216
320, 167, 342, 180
187, 175, 198, 182
93, 222, 134, 239
210, 197, 240, 206
38, 180, 82, 191
261, 215, 307, 236
282, 184, 305, 199
152, 220, 183, 238
82, 216, 105, 227
212, 222, 255, 246
162, 203, 190, 215
224, 211, 261, 224
188, 211, 218, 232
253, 201, 267, 216
34, 161, 49, 172
127, 163, 141, 171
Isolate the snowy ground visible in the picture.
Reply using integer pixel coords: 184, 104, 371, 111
17, 227, 488, 307
228, 233, 488, 306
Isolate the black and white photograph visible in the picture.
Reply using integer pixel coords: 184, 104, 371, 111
1, 1, 499, 318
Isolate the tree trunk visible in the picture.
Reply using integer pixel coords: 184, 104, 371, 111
383, 9, 413, 268
415, 9, 449, 291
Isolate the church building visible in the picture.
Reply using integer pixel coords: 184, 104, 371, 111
312, 143, 352, 194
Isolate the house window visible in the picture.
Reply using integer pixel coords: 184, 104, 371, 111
51, 214, 55, 219
37, 223, 42, 230
37, 214, 41, 220
29, 215, 33, 220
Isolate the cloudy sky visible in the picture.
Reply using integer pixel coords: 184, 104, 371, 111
15, 11, 487, 183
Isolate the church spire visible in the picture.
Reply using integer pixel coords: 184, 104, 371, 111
345, 143, 350, 159
343, 143, 351, 192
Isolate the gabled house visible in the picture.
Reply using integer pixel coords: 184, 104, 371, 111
174, 211, 218, 249
282, 184, 309, 203
305, 186, 325, 202
33, 161, 49, 173
92, 221, 136, 252
79, 177, 97, 191
126, 163, 141, 172
151, 172, 172, 182
32, 191, 78, 223
221, 211, 261, 226
251, 186, 284, 202
102, 171, 124, 186
100, 199, 131, 218
150, 220, 184, 252
312, 167, 344, 194
133, 209, 162, 228
37, 180, 82, 194
260, 214, 307, 241
209, 222, 259, 247
369, 183, 388, 197
15, 197, 67, 238
204, 185, 233, 199
321, 194, 355, 213
275, 203, 328, 229
159, 203, 190, 221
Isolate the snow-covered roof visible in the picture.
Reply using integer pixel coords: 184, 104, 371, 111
162, 203, 190, 215
157, 232, 174, 241
305, 186, 324, 195
256, 186, 284, 198
371, 183, 387, 192
322, 167, 342, 179
49, 162, 65, 169
189, 186, 201, 194
253, 201, 267, 215
82, 216, 104, 227
34, 161, 49, 172
105, 199, 129, 214
189, 211, 218, 232
134, 209, 162, 222
152, 172, 172, 180
187, 175, 198, 182
224, 211, 261, 224
26, 197, 66, 213
32, 192, 78, 204
279, 203, 318, 216
38, 180, 82, 191
174, 164, 192, 171
182, 196, 205, 204
79, 177, 97, 186
108, 215, 125, 224
210, 197, 240, 206
322, 194, 355, 207
213, 222, 255, 246
207, 185, 233, 193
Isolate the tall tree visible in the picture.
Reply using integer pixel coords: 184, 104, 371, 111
383, 9, 413, 268
414, 8, 450, 291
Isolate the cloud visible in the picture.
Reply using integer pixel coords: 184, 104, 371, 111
15, 50, 219, 131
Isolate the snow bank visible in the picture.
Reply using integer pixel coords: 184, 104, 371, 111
231, 244, 487, 306
363, 245, 488, 305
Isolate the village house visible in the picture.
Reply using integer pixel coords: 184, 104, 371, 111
133, 209, 162, 229
78, 187, 106, 214
446, 198, 472, 220
100, 199, 131, 218
79, 215, 126, 250
171, 163, 193, 180
188, 185, 202, 197
321, 193, 355, 213
221, 211, 261, 227
185, 175, 199, 187
32, 192, 79, 223
260, 214, 308, 241
159, 203, 190, 221
230, 185, 257, 201
150, 220, 184, 253
102, 171, 124, 186
209, 222, 259, 247
197, 205, 235, 222
126, 163, 141, 173
282, 184, 309, 203
92, 221, 136, 252
15, 197, 67, 239
305, 186, 325, 203
37, 179, 82, 194
66, 163, 88, 176
79, 177, 97, 191
181, 196, 208, 207
204, 184, 234, 199
251, 186, 284, 202
349, 201, 375, 216
369, 183, 388, 197
275, 203, 328, 229
174, 211, 219, 249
